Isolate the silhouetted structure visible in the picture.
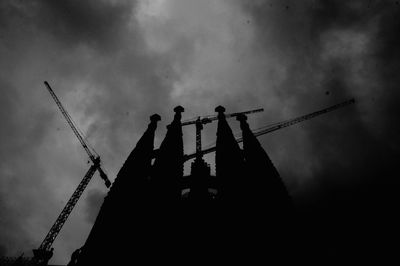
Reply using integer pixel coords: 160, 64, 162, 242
72, 106, 293, 265
180, 158, 219, 263
237, 114, 295, 263
32, 248, 53, 266
237, 113, 292, 213
214, 106, 246, 202
0, 255, 62, 266
0, 256, 34, 266
145, 106, 184, 263
66, 248, 81, 266
75, 114, 161, 266
17, 97, 357, 265
151, 106, 184, 204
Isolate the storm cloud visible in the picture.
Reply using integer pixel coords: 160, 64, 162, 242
0, 0, 399, 263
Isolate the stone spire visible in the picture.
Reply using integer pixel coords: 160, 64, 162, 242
75, 114, 161, 266
236, 113, 292, 214
215, 105, 245, 201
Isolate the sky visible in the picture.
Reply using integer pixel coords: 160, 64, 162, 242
0, 0, 399, 264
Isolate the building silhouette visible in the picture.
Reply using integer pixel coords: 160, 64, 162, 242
72, 106, 293, 265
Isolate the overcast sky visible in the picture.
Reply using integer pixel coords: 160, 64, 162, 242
1, 0, 399, 264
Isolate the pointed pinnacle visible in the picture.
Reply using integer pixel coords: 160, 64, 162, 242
174, 106, 185, 114
215, 105, 226, 114
150, 114, 161, 122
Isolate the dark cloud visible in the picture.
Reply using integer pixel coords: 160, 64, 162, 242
240, 0, 399, 190
1, 0, 399, 263
0, 77, 56, 257
0, 0, 180, 262
0, 0, 137, 52
241, 0, 400, 260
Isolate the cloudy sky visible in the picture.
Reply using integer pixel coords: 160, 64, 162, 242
1, 0, 399, 264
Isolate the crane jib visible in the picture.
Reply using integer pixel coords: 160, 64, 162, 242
181, 107, 264, 126
44, 81, 110, 186
44, 81, 96, 161
182, 98, 355, 162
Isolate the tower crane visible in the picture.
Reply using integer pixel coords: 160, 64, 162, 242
32, 81, 111, 265
181, 108, 264, 160
183, 98, 355, 162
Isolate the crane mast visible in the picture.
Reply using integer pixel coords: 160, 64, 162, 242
183, 99, 355, 161
37, 163, 98, 251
